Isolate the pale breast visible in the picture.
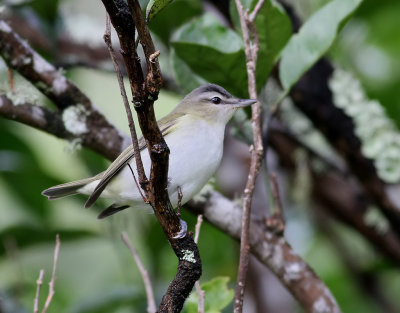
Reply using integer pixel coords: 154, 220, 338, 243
91, 117, 226, 209
165, 118, 225, 206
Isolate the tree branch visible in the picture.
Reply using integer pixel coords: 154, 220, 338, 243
268, 127, 400, 265
318, 217, 399, 313
1, 6, 363, 312
0, 20, 125, 160
233, 1, 265, 311
103, 13, 148, 192
276, 1, 400, 238
194, 215, 205, 313
0, 94, 124, 160
100, 1, 201, 312
187, 191, 341, 313
32, 234, 60, 313
34, 270, 44, 313
121, 232, 156, 313
42, 234, 60, 313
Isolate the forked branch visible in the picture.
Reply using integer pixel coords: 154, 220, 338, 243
100, 1, 201, 312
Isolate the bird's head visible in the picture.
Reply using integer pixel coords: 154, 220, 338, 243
175, 84, 256, 125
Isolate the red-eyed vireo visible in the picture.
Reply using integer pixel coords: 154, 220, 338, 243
42, 84, 256, 218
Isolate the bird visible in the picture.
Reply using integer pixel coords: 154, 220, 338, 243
42, 84, 256, 219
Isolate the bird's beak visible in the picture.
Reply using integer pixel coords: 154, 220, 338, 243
231, 98, 257, 108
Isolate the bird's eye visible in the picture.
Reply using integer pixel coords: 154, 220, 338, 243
211, 97, 221, 104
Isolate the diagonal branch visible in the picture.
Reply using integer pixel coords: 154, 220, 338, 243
0, 20, 125, 160
126, 0, 162, 95
121, 232, 156, 313
100, 1, 201, 312
191, 192, 341, 313
0, 19, 361, 312
1, 20, 91, 111
290, 59, 400, 237
187, 191, 341, 313
276, 0, 400, 239
0, 94, 124, 159
103, 13, 147, 191
42, 234, 60, 313
268, 125, 400, 266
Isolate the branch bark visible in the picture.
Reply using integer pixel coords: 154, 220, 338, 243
2, 5, 384, 313
290, 59, 400, 236
187, 191, 341, 313
103, 13, 147, 193
0, 19, 125, 160
100, 1, 201, 312
268, 127, 400, 265
1, 10, 201, 311
233, 1, 265, 311
276, 0, 400, 238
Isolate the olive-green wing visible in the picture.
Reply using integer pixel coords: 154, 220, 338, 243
42, 172, 104, 200
84, 114, 182, 208
84, 142, 141, 208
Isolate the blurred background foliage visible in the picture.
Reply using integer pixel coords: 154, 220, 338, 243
0, 0, 400, 312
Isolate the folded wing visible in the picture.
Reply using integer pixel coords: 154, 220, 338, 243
84, 114, 181, 208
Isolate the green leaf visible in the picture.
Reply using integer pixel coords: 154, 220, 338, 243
172, 2, 291, 96
171, 49, 207, 94
279, 0, 363, 91
29, 0, 60, 26
171, 14, 248, 97
148, 0, 202, 44
185, 277, 234, 313
331, 1, 400, 128
231, 0, 292, 90
146, 0, 174, 22
255, 0, 292, 89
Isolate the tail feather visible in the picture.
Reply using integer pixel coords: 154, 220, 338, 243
97, 204, 130, 219
42, 174, 102, 200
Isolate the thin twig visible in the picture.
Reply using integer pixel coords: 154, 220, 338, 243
194, 215, 203, 244
109, 0, 182, 238
103, 13, 148, 189
177, 186, 183, 218
266, 174, 285, 235
186, 190, 342, 313
34, 269, 45, 313
42, 234, 60, 313
126, 0, 162, 94
7, 68, 15, 94
270, 174, 283, 216
128, 163, 148, 203
233, 0, 265, 312
121, 232, 156, 313
194, 215, 205, 313
195, 282, 205, 313
249, 0, 265, 22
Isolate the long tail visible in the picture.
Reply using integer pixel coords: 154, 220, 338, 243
42, 173, 102, 200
